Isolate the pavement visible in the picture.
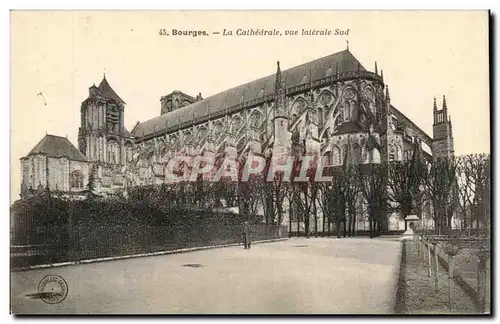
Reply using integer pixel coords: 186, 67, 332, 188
10, 237, 402, 314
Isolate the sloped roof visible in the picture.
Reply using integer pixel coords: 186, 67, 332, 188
133, 49, 365, 137
389, 105, 432, 145
97, 76, 125, 104
25, 134, 88, 161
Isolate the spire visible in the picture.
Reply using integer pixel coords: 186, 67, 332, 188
442, 95, 447, 110
380, 69, 384, 81
385, 85, 390, 103
346, 40, 349, 51
336, 62, 339, 76
433, 97, 437, 111
375, 61, 378, 75
357, 62, 361, 72
275, 61, 283, 92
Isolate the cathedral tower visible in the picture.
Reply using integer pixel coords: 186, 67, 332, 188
432, 95, 454, 159
78, 75, 131, 165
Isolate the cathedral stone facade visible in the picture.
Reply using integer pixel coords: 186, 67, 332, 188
20, 49, 454, 228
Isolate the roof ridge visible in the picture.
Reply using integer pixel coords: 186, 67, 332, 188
198, 50, 356, 104
134, 49, 366, 138
44, 134, 69, 139
25, 134, 88, 161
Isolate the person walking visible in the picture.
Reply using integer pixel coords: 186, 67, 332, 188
242, 221, 251, 249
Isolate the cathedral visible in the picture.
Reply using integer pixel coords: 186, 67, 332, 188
19, 48, 454, 230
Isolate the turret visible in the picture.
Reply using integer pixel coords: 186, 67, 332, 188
432, 95, 454, 160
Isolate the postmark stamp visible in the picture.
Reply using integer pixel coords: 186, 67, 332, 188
37, 275, 68, 304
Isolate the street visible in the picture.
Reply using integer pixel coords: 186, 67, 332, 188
11, 237, 401, 314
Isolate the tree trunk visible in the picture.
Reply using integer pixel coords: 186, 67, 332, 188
351, 210, 356, 237
313, 197, 318, 237
348, 210, 352, 237
434, 244, 439, 291
476, 207, 481, 232
477, 256, 487, 312
304, 191, 310, 238
322, 204, 326, 236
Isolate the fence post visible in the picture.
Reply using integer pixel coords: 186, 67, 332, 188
433, 243, 439, 291
485, 257, 490, 313
421, 237, 426, 262
448, 254, 454, 310
477, 252, 488, 313
427, 241, 432, 277
416, 235, 420, 257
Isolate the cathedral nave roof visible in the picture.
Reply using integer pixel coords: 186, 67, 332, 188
133, 49, 366, 138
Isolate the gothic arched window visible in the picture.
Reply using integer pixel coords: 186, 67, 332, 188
323, 151, 332, 166
352, 143, 362, 164
125, 144, 133, 162
389, 144, 396, 162
291, 129, 300, 145
318, 107, 324, 127
70, 170, 84, 189
107, 140, 119, 164
350, 101, 357, 121
331, 145, 341, 165
370, 148, 381, 164
342, 144, 348, 164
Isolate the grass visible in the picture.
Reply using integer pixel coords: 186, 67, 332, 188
395, 240, 479, 314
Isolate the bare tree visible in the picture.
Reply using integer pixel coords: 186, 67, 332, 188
358, 163, 388, 238
258, 155, 288, 226
316, 169, 346, 238
387, 144, 427, 231
466, 154, 489, 231
343, 164, 360, 237
455, 155, 474, 229
424, 156, 457, 234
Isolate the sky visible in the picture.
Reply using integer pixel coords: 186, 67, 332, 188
10, 11, 490, 202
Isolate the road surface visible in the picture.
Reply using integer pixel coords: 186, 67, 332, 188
11, 237, 401, 314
